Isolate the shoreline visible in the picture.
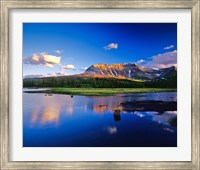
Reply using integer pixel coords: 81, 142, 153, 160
23, 87, 177, 96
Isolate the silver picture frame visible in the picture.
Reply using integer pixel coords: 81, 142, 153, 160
0, 0, 199, 169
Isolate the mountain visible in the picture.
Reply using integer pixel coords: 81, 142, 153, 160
85, 63, 177, 81
23, 63, 177, 88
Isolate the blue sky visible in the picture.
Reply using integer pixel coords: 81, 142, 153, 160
23, 23, 177, 78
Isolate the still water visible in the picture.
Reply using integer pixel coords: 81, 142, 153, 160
23, 90, 177, 147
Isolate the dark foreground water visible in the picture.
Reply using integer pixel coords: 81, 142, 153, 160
23, 90, 177, 147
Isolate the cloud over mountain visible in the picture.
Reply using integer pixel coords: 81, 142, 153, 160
23, 72, 68, 79
144, 50, 177, 69
136, 59, 145, 64
164, 45, 174, 50
23, 74, 45, 79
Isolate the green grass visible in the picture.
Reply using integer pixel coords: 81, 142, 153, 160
49, 88, 177, 96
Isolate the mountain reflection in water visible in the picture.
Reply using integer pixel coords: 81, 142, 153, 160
23, 91, 177, 147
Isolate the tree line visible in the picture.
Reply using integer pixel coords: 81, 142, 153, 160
23, 76, 177, 88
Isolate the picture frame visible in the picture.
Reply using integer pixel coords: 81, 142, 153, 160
0, 0, 199, 169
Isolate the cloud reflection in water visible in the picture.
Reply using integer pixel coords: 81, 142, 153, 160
28, 92, 177, 129
106, 126, 117, 135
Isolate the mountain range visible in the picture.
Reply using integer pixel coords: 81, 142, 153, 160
23, 63, 177, 88
84, 63, 177, 81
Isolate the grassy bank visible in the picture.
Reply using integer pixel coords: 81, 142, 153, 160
47, 88, 177, 96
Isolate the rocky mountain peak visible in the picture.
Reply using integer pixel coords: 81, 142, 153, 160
85, 63, 177, 80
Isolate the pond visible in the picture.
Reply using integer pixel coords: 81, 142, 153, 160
23, 90, 177, 147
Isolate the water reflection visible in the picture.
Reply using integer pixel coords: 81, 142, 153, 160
65, 97, 75, 116
23, 91, 177, 147
93, 104, 107, 114
30, 108, 39, 126
133, 111, 177, 127
114, 110, 121, 121
25, 92, 177, 127
40, 106, 60, 125
106, 126, 118, 134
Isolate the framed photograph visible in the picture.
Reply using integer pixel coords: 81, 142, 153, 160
0, 0, 199, 169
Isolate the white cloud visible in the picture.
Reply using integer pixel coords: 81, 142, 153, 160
164, 45, 174, 50
54, 50, 62, 54
23, 52, 61, 67
80, 67, 88, 71
136, 59, 145, 64
104, 43, 118, 50
62, 64, 76, 70
144, 50, 177, 69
